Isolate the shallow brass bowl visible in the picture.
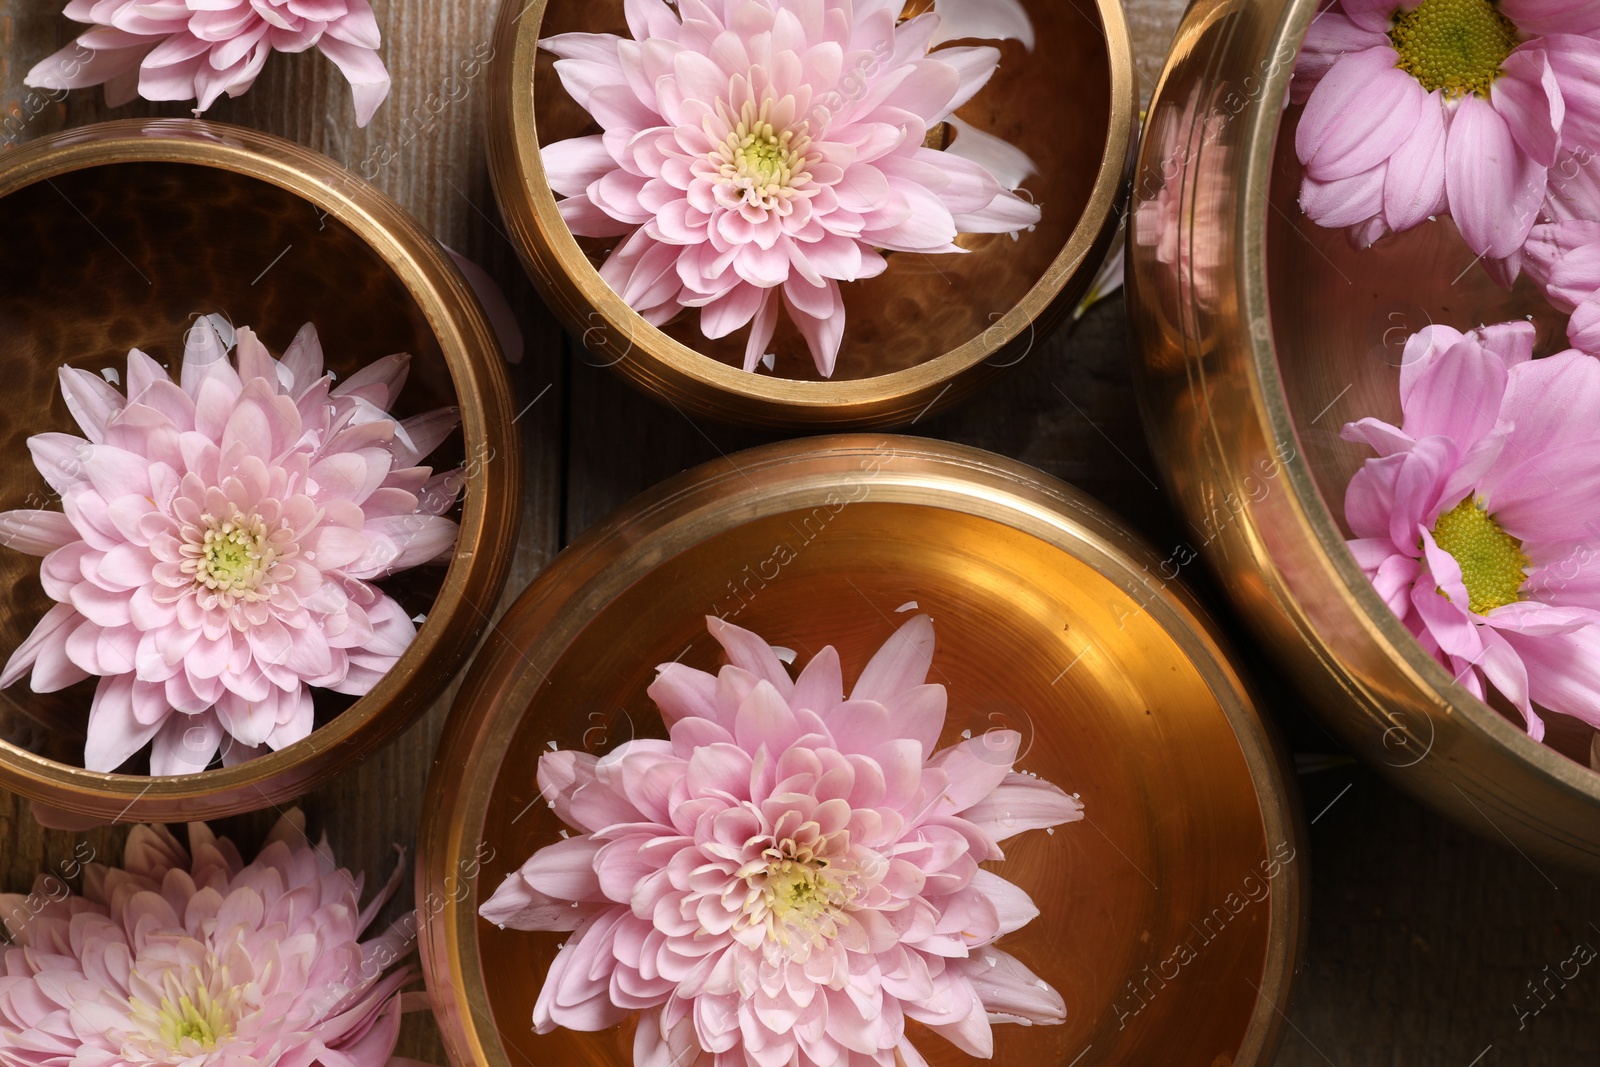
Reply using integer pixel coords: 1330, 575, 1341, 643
0, 119, 520, 822
486, 0, 1135, 430
1128, 0, 1600, 871
418, 436, 1303, 1067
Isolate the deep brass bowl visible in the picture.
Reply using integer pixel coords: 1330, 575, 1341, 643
1128, 0, 1600, 871
418, 436, 1303, 1067
486, 0, 1135, 430
0, 119, 520, 822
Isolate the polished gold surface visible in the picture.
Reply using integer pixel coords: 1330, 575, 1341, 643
418, 436, 1304, 1067
0, 119, 521, 822
1127, 0, 1600, 872
486, 0, 1136, 430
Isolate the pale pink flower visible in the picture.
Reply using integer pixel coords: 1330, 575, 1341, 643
0, 809, 419, 1067
25, 0, 390, 126
481, 614, 1081, 1067
541, 0, 1043, 377
1290, 0, 1600, 256
0, 318, 462, 775
1342, 320, 1600, 740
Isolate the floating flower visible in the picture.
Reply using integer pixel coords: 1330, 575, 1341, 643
0, 809, 418, 1067
482, 614, 1081, 1067
541, 0, 1043, 377
1342, 321, 1600, 739
25, 0, 391, 126
1494, 149, 1600, 353
0, 319, 463, 774
1290, 0, 1600, 256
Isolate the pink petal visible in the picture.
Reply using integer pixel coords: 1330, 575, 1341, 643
1500, 624, 1600, 732
1446, 93, 1547, 259
1, 603, 87, 691
1492, 46, 1564, 168
480, 869, 599, 931
84, 674, 163, 772
851, 614, 935, 702
957, 771, 1084, 842
927, 731, 1020, 814
317, 36, 391, 126
1296, 47, 1423, 182
1299, 167, 1387, 230
707, 616, 794, 697
1382, 88, 1447, 233
0, 510, 79, 556
949, 948, 1065, 1023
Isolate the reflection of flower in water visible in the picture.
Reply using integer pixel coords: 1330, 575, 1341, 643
1132, 86, 1230, 314
482, 615, 1083, 1067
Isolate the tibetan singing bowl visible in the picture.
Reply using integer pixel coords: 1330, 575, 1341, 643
486, 0, 1135, 430
418, 436, 1304, 1067
1128, 0, 1600, 871
0, 119, 520, 822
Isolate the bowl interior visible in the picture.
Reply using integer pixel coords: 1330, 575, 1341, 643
532, 0, 1112, 382
0, 160, 464, 771
1262, 110, 1597, 760
473, 501, 1281, 1066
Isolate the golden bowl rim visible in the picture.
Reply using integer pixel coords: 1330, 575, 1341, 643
485, 0, 1138, 429
1222, 3, 1600, 804
416, 433, 1306, 1067
0, 118, 522, 821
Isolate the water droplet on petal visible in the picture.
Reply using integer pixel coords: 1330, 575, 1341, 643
1046, 827, 1055, 835
496, 922, 506, 930
547, 740, 558, 751
960, 729, 972, 739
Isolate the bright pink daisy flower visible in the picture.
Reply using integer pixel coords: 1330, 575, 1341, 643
0, 810, 420, 1067
25, 0, 390, 126
1493, 148, 1600, 352
541, 0, 1043, 377
481, 614, 1082, 1067
0, 319, 462, 775
1291, 0, 1600, 256
1342, 320, 1600, 739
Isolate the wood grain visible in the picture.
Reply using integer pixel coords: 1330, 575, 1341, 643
3, 0, 1599, 1063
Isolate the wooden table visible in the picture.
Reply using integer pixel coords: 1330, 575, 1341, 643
3, 0, 1599, 1063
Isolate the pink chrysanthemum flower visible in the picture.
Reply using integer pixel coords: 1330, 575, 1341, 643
0, 319, 462, 775
481, 614, 1082, 1067
0, 809, 419, 1067
25, 0, 390, 126
541, 0, 1043, 377
1342, 320, 1600, 739
1290, 0, 1600, 257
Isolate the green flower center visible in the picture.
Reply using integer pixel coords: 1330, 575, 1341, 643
1430, 497, 1528, 614
711, 98, 815, 211
179, 503, 287, 605
160, 992, 231, 1049
1389, 0, 1517, 98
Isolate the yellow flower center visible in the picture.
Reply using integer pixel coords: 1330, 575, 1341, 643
1389, 0, 1517, 98
710, 99, 815, 211
179, 504, 286, 604
127, 960, 250, 1060
1431, 497, 1529, 614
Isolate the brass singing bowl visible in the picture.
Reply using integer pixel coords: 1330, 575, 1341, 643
1128, 0, 1600, 871
486, 0, 1135, 430
418, 436, 1304, 1067
0, 119, 520, 822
